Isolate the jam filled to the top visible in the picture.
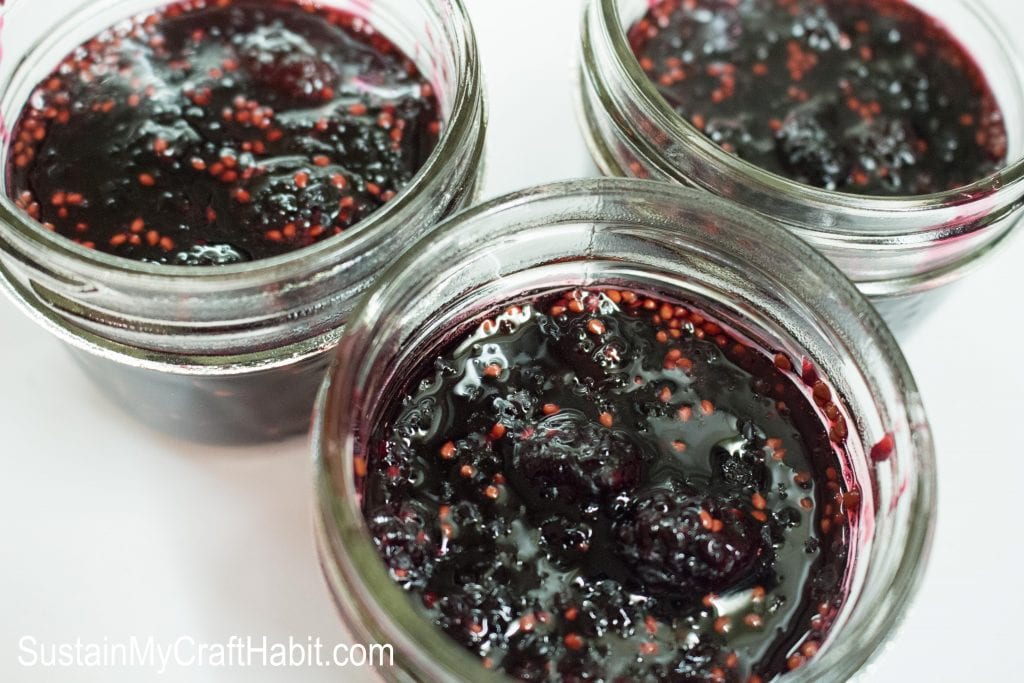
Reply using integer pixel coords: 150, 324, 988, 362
361, 288, 859, 682
7, 0, 440, 265
629, 0, 1008, 196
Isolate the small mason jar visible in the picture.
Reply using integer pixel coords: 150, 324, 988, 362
314, 179, 936, 681
0, 0, 487, 443
578, 0, 1024, 331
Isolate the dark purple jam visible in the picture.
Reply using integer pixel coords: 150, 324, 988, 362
629, 0, 1008, 195
7, 0, 440, 265
361, 288, 860, 682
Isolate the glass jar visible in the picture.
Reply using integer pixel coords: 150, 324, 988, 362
577, 0, 1024, 332
314, 178, 937, 681
0, 0, 487, 443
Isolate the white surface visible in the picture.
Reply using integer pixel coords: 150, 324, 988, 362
2, 1, 1023, 681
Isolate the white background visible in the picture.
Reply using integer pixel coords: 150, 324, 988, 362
3, 1, 1023, 681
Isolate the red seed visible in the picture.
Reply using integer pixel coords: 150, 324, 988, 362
138, 173, 156, 187
830, 415, 849, 442
870, 433, 895, 462
812, 381, 831, 406
439, 441, 456, 460
801, 358, 818, 385
353, 457, 368, 478
699, 510, 714, 530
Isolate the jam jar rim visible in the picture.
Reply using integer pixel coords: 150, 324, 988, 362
585, 0, 1024, 231
0, 0, 485, 283
313, 177, 937, 683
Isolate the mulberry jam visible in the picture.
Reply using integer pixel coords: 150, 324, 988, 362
6, 0, 440, 265
628, 0, 1008, 195
361, 288, 858, 682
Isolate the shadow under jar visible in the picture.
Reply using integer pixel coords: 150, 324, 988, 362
578, 0, 1024, 332
0, 0, 486, 443
314, 179, 936, 682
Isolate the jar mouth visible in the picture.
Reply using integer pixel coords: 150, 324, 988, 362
315, 178, 937, 682
595, 0, 1024, 233
0, 0, 484, 283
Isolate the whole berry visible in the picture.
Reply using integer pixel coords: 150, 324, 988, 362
613, 487, 765, 597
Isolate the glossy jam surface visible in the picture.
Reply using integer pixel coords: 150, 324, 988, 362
7, 0, 440, 265
629, 0, 1008, 195
361, 289, 859, 681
